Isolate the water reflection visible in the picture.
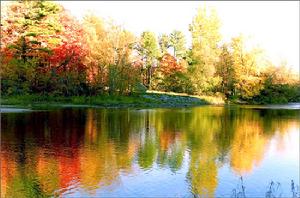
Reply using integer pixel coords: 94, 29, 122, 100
1, 106, 299, 197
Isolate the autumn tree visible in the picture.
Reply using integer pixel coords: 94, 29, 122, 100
0, 1, 86, 71
189, 7, 222, 94
230, 35, 264, 99
152, 53, 192, 93
108, 27, 140, 95
0, 1, 62, 61
215, 44, 234, 97
1, 2, 299, 102
83, 14, 115, 93
252, 62, 300, 103
155, 31, 189, 92
48, 9, 88, 96
1, 0, 87, 95
1, 1, 62, 94
48, 10, 86, 70
159, 54, 185, 76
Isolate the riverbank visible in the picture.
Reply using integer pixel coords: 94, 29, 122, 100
0, 92, 225, 110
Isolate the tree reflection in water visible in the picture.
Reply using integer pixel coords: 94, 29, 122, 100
1, 106, 299, 197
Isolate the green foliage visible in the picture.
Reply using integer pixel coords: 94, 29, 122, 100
139, 31, 160, 59
169, 30, 186, 59
138, 135, 156, 169
159, 34, 170, 55
1, 58, 38, 95
49, 70, 88, 96
108, 62, 140, 95
2, 1, 63, 39
158, 30, 187, 58
138, 31, 160, 88
252, 83, 300, 104
134, 83, 147, 93
155, 72, 195, 94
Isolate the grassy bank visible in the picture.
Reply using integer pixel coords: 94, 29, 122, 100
1, 92, 224, 109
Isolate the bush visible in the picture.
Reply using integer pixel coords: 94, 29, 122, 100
0, 57, 89, 96
251, 83, 300, 104
153, 72, 195, 94
1, 58, 38, 95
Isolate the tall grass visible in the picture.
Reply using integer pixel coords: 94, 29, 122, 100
230, 177, 299, 198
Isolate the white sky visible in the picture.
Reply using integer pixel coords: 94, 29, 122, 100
2, 1, 299, 73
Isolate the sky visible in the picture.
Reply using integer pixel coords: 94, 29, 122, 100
3, 1, 298, 73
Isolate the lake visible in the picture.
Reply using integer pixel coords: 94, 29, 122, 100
1, 105, 299, 197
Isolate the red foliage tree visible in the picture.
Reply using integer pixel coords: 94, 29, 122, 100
47, 10, 87, 73
159, 53, 185, 76
1, 1, 87, 73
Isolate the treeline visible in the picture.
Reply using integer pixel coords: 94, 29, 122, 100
1, 1, 299, 103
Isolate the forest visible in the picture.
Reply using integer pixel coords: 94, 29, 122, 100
1, 1, 300, 104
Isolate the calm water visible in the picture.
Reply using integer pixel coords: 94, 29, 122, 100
1, 105, 299, 197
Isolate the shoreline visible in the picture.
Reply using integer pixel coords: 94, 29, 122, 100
1, 93, 299, 112
0, 93, 215, 111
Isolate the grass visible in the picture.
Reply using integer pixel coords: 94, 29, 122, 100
230, 177, 299, 198
146, 90, 225, 105
0, 91, 223, 109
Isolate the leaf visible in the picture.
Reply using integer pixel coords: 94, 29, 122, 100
7, 44, 20, 50
29, 40, 41, 45
26, 32, 37, 37
38, 47, 52, 54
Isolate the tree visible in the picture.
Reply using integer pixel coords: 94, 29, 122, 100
159, 53, 185, 76
158, 33, 170, 55
169, 30, 186, 59
189, 7, 222, 94
215, 44, 234, 97
230, 35, 264, 99
96, 22, 141, 95
152, 53, 192, 93
1, 0, 87, 95
252, 62, 300, 103
0, 1, 63, 64
137, 31, 160, 88
83, 14, 115, 92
